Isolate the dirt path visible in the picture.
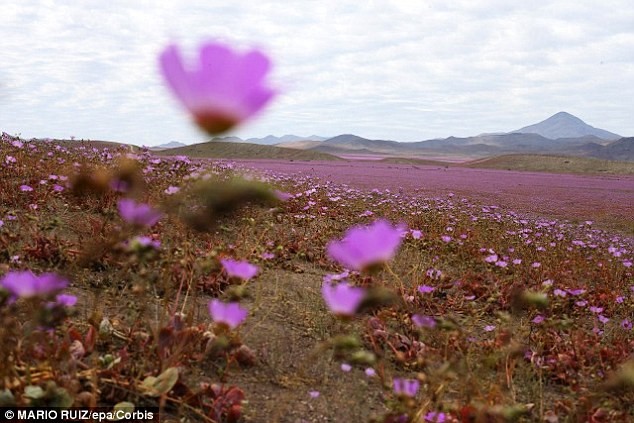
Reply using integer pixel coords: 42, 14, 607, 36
219, 265, 386, 422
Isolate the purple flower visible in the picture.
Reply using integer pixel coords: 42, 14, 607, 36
159, 42, 276, 135
1, 271, 68, 299
208, 299, 247, 329
221, 258, 259, 280
485, 254, 498, 263
321, 282, 365, 316
418, 285, 435, 294
412, 314, 436, 329
392, 378, 419, 397
484, 325, 496, 332
308, 390, 320, 398
20, 185, 33, 192
340, 363, 352, 372
130, 236, 161, 250
54, 294, 77, 307
365, 368, 376, 377
411, 229, 423, 239
425, 412, 447, 423
553, 289, 567, 297
164, 186, 180, 195
589, 306, 604, 314
117, 199, 162, 227
326, 219, 404, 271
621, 319, 632, 330
531, 315, 545, 324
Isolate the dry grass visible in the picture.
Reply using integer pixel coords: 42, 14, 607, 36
155, 141, 342, 161
466, 154, 634, 175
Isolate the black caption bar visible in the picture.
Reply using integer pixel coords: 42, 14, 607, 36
0, 408, 160, 422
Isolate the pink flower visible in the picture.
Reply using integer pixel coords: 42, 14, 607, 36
393, 378, 419, 397
208, 299, 247, 329
417, 285, 435, 294
531, 315, 545, 324
1, 271, 68, 299
412, 314, 436, 329
164, 186, 180, 195
159, 42, 276, 135
340, 363, 352, 372
485, 254, 498, 263
321, 282, 365, 316
221, 258, 259, 280
117, 199, 162, 227
327, 219, 404, 271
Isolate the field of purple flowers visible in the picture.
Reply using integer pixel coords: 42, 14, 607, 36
1, 130, 633, 422
1, 40, 633, 422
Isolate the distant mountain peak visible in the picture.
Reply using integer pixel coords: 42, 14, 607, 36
512, 112, 621, 140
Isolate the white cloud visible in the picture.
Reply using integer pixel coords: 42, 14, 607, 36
1, 0, 633, 145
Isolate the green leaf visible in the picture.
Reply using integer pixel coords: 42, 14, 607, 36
140, 367, 179, 396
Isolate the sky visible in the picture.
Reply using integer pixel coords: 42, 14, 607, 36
2, 0, 633, 146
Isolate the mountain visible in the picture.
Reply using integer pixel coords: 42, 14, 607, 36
209, 136, 244, 143
512, 112, 621, 140
245, 135, 326, 145
155, 141, 186, 149
570, 137, 634, 161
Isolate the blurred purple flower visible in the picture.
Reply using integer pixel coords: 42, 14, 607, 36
159, 42, 276, 135
392, 378, 419, 397
46, 293, 77, 309
326, 219, 404, 271
131, 236, 161, 250
340, 363, 352, 372
532, 315, 545, 324
1, 271, 68, 299
321, 282, 365, 316
484, 325, 496, 332
221, 258, 259, 280
308, 390, 320, 398
425, 412, 447, 423
365, 368, 376, 377
117, 199, 162, 227
54, 294, 77, 307
411, 229, 423, 239
164, 185, 180, 195
418, 285, 435, 294
589, 306, 603, 314
412, 314, 436, 329
20, 185, 33, 192
110, 179, 129, 193
208, 299, 247, 329
485, 254, 498, 263
621, 319, 632, 330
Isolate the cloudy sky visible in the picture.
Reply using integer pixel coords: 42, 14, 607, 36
2, 0, 633, 146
